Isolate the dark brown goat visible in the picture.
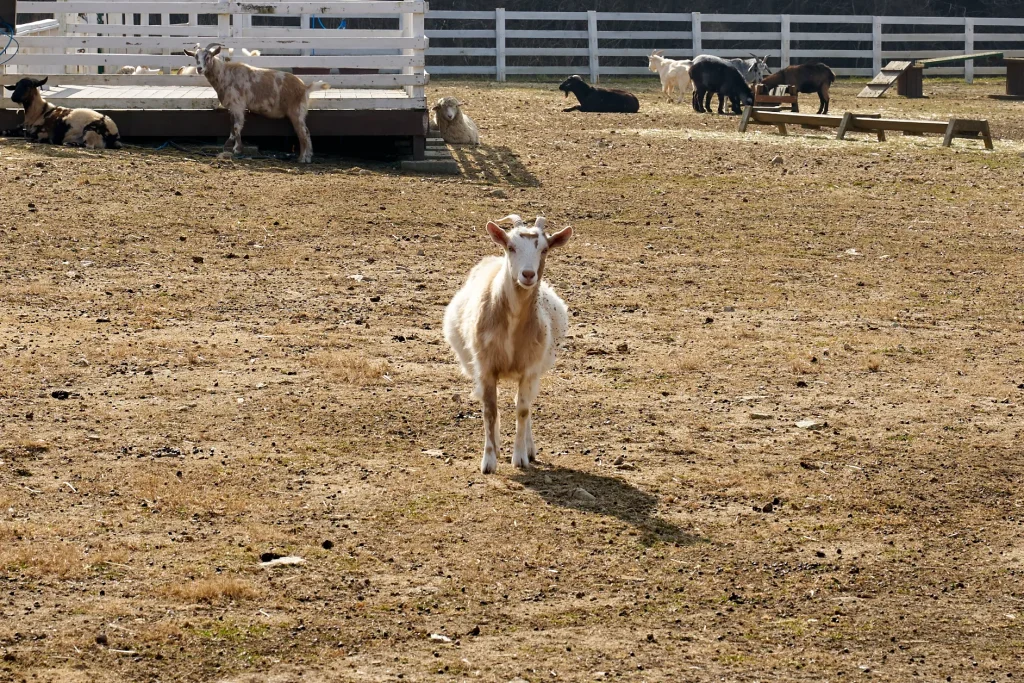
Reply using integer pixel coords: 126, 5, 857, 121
758, 62, 835, 114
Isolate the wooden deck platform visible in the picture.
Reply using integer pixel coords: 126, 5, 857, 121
16, 85, 423, 111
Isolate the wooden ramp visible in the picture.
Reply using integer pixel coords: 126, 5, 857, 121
858, 61, 913, 98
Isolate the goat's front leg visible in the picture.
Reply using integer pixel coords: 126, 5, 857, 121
480, 378, 500, 474
224, 108, 245, 156
513, 375, 540, 468
562, 105, 581, 112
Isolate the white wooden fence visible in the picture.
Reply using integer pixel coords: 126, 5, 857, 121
424, 11, 1024, 83
4, 0, 427, 105
9, 8, 1024, 87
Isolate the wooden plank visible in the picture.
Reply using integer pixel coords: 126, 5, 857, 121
10, 55, 424, 69
916, 51, 1002, 66
18, 36, 429, 50
19, 2, 428, 15
1, 74, 428, 87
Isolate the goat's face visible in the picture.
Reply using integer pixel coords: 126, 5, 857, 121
4, 77, 47, 105
433, 97, 461, 123
487, 216, 573, 290
184, 43, 222, 76
558, 75, 586, 98
647, 52, 663, 72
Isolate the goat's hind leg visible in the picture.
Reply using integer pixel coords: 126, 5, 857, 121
289, 109, 313, 163
480, 378, 500, 474
513, 375, 540, 468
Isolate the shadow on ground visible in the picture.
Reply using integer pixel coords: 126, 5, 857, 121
513, 464, 702, 547
450, 144, 539, 186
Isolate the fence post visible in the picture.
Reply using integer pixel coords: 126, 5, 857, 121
964, 18, 975, 84
691, 11, 701, 56
587, 10, 599, 84
872, 16, 882, 74
495, 8, 506, 82
780, 14, 790, 68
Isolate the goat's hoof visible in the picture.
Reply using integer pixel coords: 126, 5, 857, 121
512, 451, 531, 470
480, 453, 498, 475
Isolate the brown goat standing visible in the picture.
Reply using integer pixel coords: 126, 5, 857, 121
758, 62, 836, 114
184, 43, 328, 163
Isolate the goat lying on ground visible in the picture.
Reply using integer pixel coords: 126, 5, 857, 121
184, 42, 328, 163
4, 77, 121, 149
648, 51, 692, 103
443, 215, 573, 474
116, 65, 162, 75
558, 75, 640, 113
689, 55, 754, 114
431, 96, 479, 145
758, 62, 836, 114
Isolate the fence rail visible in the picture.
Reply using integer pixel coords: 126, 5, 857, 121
424, 10, 1024, 82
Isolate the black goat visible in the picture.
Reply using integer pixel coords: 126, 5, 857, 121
689, 55, 754, 115
558, 75, 640, 113
759, 62, 836, 114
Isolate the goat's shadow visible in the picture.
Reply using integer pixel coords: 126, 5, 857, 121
449, 144, 539, 187
512, 463, 702, 547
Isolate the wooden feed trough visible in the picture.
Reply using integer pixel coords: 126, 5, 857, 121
0, 1, 430, 158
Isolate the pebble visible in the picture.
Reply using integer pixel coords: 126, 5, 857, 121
192, 256, 204, 264
616, 342, 628, 354
322, 540, 334, 550
572, 487, 596, 503
771, 155, 784, 165
796, 419, 825, 430
749, 412, 773, 420
487, 188, 507, 198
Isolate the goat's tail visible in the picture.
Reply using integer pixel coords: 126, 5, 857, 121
306, 80, 330, 94
826, 65, 836, 84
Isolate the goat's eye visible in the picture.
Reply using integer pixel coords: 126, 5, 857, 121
507, 246, 516, 253
541, 248, 549, 255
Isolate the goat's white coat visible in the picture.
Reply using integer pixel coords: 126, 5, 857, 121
648, 51, 693, 103
443, 215, 572, 474
431, 96, 479, 145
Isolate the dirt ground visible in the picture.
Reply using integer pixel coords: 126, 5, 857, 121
1, 77, 1023, 683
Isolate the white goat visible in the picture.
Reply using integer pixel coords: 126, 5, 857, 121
648, 51, 693, 103
226, 48, 262, 61
116, 65, 163, 75
443, 215, 573, 474
431, 96, 479, 145
184, 42, 328, 163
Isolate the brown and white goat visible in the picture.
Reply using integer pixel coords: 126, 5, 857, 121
443, 215, 573, 474
4, 77, 121, 149
758, 62, 836, 114
183, 43, 328, 163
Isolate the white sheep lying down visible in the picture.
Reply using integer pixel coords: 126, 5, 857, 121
444, 215, 572, 474
431, 96, 479, 145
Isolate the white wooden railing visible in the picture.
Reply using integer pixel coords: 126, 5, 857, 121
8, 8, 1024, 87
424, 11, 1024, 83
4, 0, 427, 103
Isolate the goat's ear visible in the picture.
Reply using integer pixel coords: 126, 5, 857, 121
184, 48, 196, 57
486, 221, 509, 248
4, 85, 15, 91
33, 77, 48, 87
547, 226, 572, 250
209, 45, 222, 57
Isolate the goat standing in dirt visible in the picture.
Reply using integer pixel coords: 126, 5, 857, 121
184, 43, 328, 162
444, 215, 573, 474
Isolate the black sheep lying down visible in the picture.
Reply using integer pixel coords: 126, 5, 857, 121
558, 75, 640, 113
689, 56, 754, 115
4, 77, 121, 149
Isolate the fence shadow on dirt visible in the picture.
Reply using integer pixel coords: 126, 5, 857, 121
513, 464, 701, 547
449, 144, 539, 187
